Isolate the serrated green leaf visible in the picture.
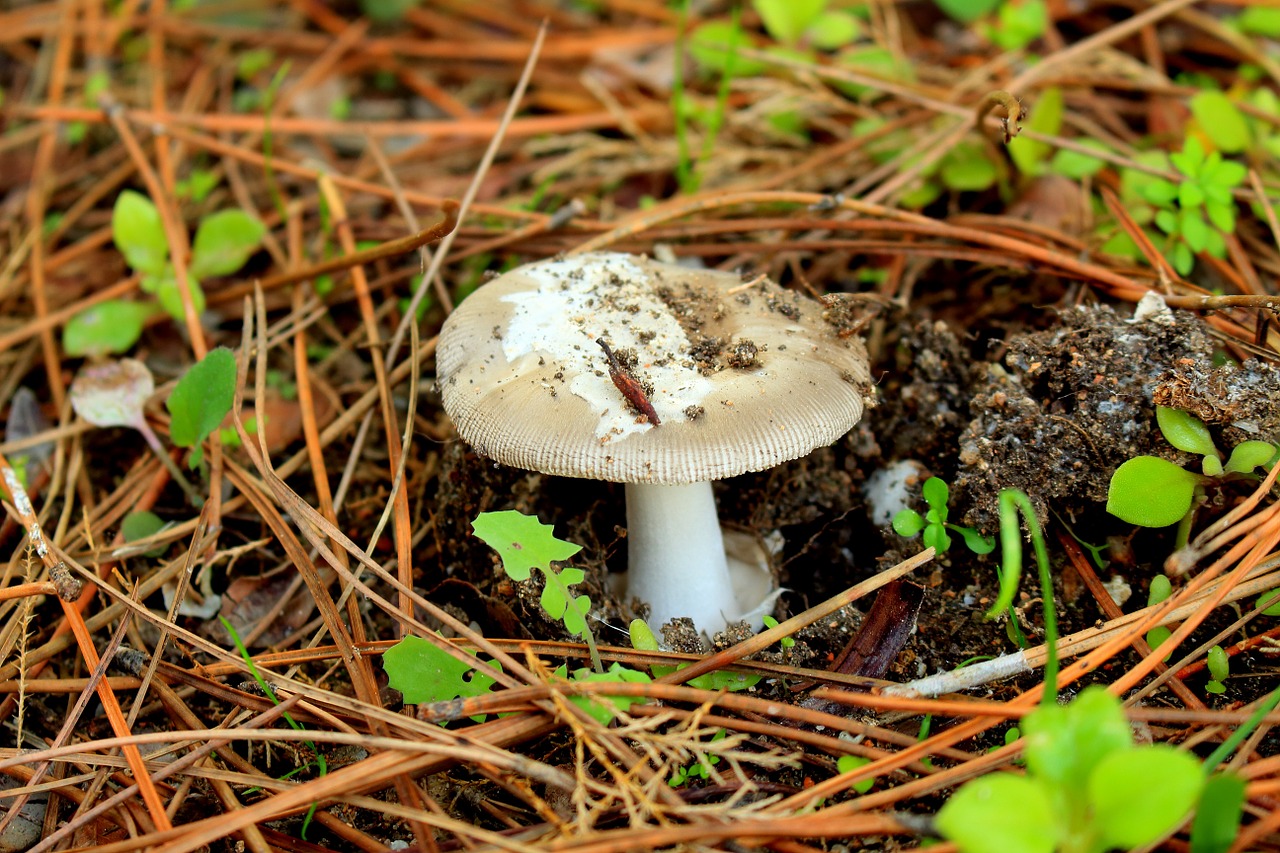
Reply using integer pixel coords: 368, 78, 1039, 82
1089, 746, 1203, 849
383, 635, 500, 722
166, 347, 237, 449
63, 300, 155, 357
562, 594, 591, 637
1225, 440, 1278, 474
189, 209, 266, 279
1156, 407, 1218, 456
1190, 91, 1250, 154
1107, 455, 1201, 527
472, 510, 582, 582
936, 773, 1060, 853
113, 190, 169, 275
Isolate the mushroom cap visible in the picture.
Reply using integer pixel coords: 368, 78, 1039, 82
436, 252, 872, 484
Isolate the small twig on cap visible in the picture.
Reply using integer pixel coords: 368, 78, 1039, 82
596, 338, 661, 426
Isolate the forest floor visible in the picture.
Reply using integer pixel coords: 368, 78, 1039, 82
0, 1, 1278, 851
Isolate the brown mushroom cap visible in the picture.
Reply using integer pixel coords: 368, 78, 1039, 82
437, 253, 872, 484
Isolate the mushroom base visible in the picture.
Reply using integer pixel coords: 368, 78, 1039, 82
623, 481, 776, 637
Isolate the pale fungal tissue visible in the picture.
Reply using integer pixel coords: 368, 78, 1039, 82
499, 254, 714, 441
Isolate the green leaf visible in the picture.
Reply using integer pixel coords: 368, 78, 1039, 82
986, 0, 1048, 53
933, 0, 1001, 24
1089, 746, 1203, 849
807, 10, 860, 50
892, 509, 925, 537
1142, 178, 1179, 207
383, 635, 500, 722
1202, 455, 1224, 477
1228, 441, 1280, 474
1179, 181, 1205, 209
1147, 625, 1173, 659
952, 524, 996, 555
753, 0, 825, 46
922, 476, 949, 510
555, 663, 651, 725
471, 510, 582, 582
1191, 772, 1247, 853
1257, 589, 1280, 616
1190, 92, 1250, 154
1049, 140, 1108, 178
1206, 645, 1229, 683
941, 143, 998, 191
1172, 241, 1195, 275
689, 20, 764, 76
1171, 136, 1206, 177
1156, 407, 1218, 457
836, 755, 874, 794
155, 275, 208, 321
1205, 200, 1236, 234
832, 45, 913, 100
1107, 456, 1201, 527
1148, 575, 1172, 606
935, 773, 1060, 853
63, 300, 155, 357
189, 209, 266, 279
1023, 685, 1134, 791
113, 190, 169, 275
1155, 209, 1178, 235
1180, 209, 1209, 253
922, 522, 951, 554
122, 510, 168, 557
1008, 86, 1062, 175
166, 347, 237, 449
1238, 6, 1280, 36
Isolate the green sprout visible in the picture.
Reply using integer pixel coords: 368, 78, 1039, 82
1106, 406, 1278, 529
668, 728, 726, 787
63, 191, 265, 357
1141, 136, 1246, 275
1205, 645, 1229, 695
892, 476, 995, 556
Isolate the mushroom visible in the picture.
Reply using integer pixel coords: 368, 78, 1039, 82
436, 252, 872, 635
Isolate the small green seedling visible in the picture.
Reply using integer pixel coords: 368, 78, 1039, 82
121, 510, 169, 558
470, 510, 602, 671
64, 191, 265, 356
1205, 645, 1229, 695
761, 615, 795, 649
1107, 406, 1278, 528
936, 685, 1204, 853
668, 728, 726, 786
628, 619, 760, 692
892, 476, 995, 556
1141, 136, 1246, 275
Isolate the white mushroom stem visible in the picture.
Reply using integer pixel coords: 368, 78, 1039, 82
624, 481, 742, 635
